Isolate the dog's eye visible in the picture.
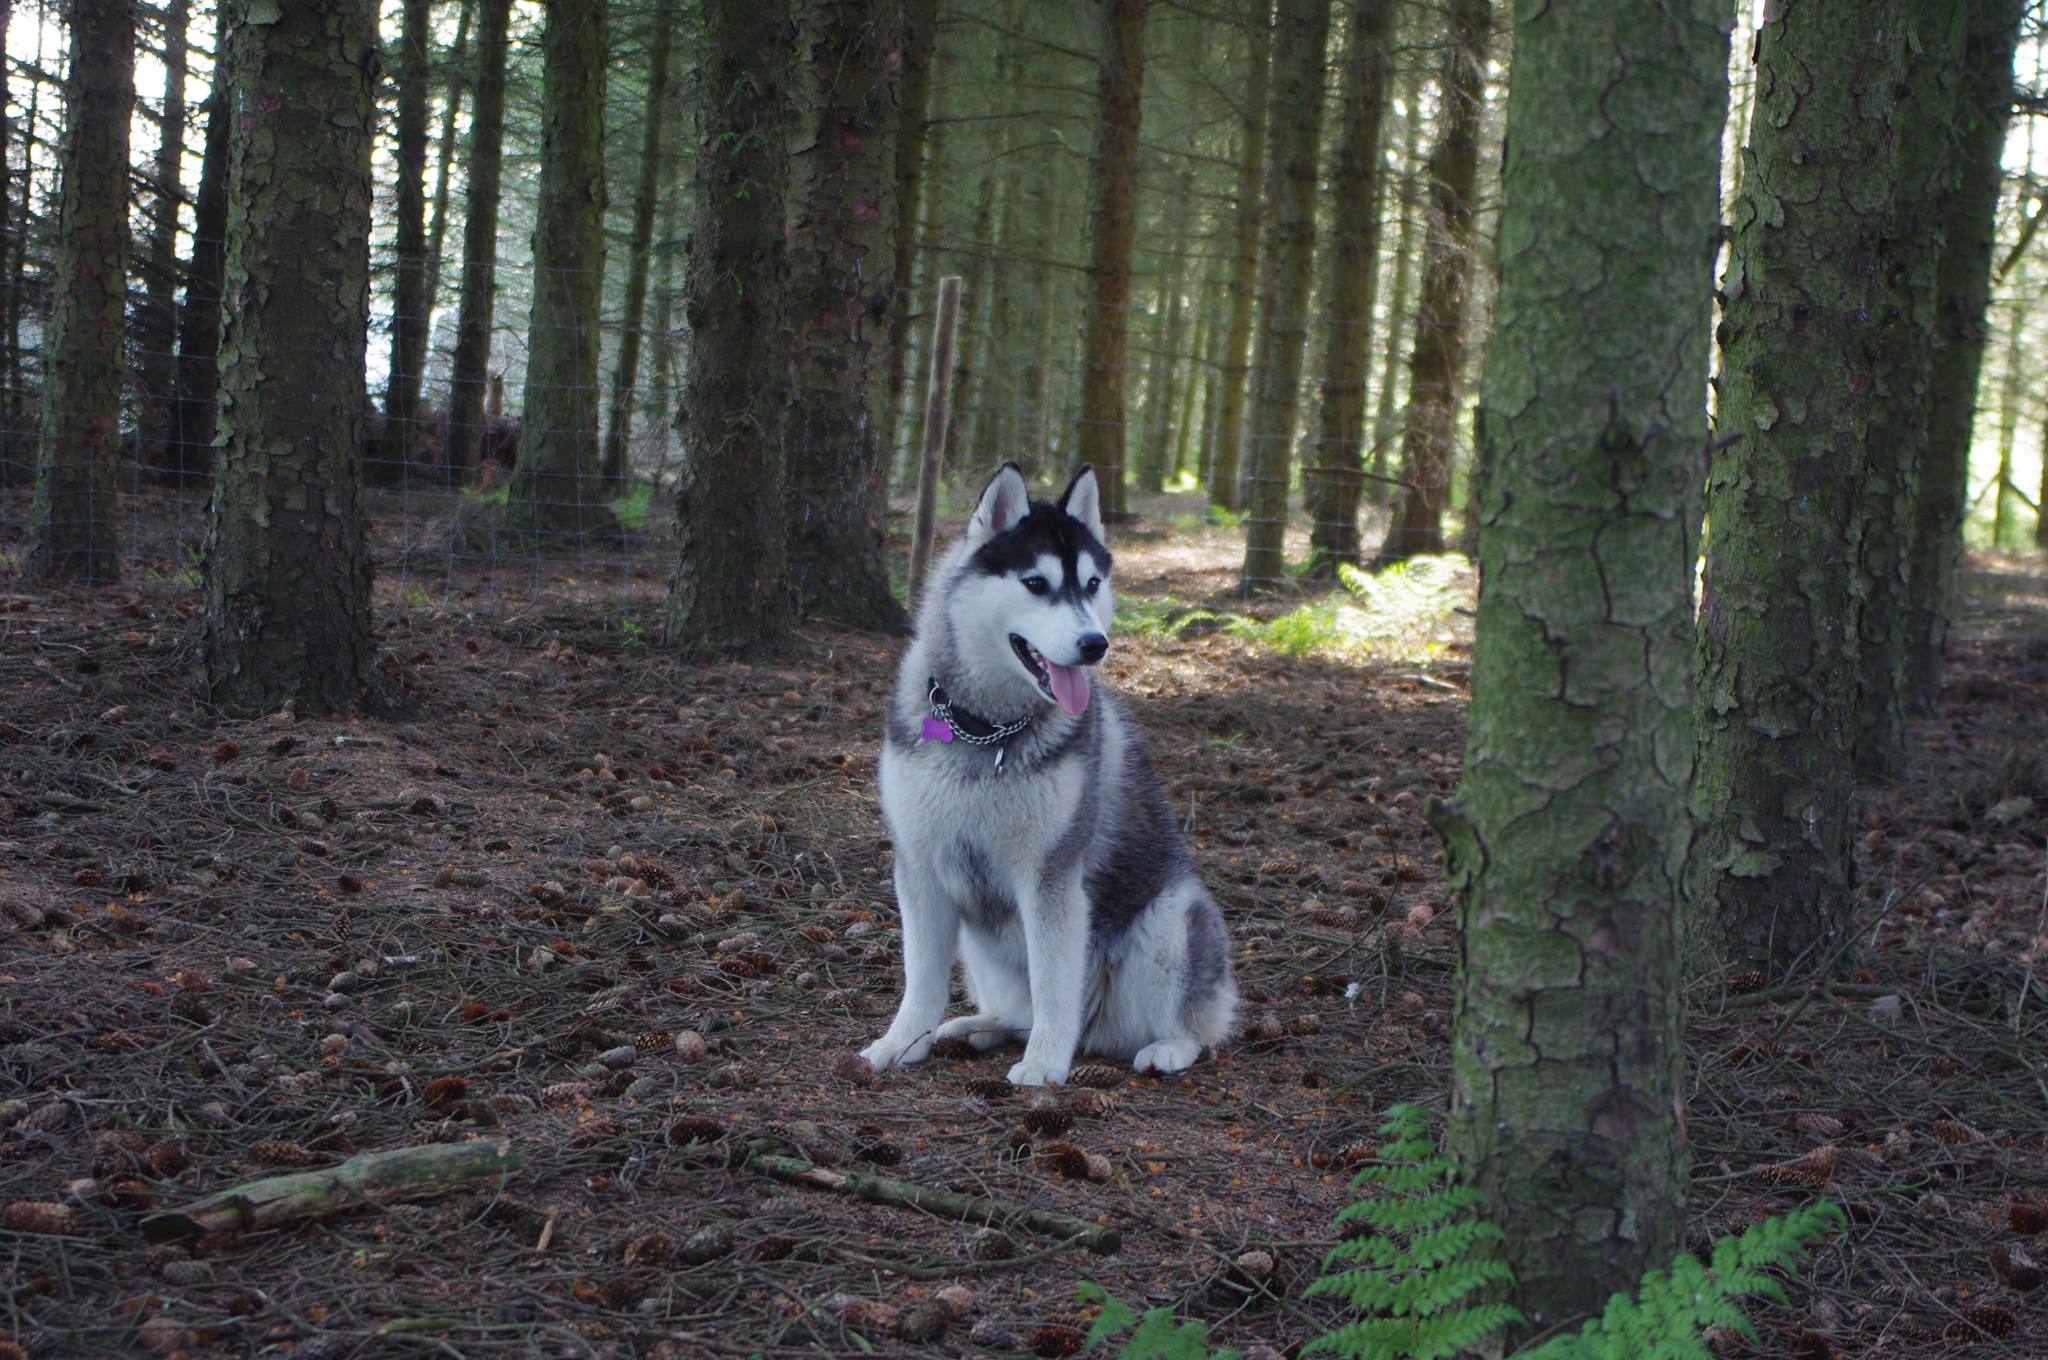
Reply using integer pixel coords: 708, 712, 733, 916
1086, 577, 1102, 595
1022, 576, 1049, 595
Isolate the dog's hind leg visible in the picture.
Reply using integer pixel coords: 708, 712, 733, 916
860, 850, 959, 1071
1007, 875, 1089, 1087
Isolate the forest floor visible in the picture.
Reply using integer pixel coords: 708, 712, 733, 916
1, 489, 2046, 1359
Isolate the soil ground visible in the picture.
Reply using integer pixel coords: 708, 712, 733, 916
2, 486, 2045, 1359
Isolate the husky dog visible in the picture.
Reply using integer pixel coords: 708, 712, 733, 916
860, 463, 1237, 1087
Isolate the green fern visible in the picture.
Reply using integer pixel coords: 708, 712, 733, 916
1079, 1281, 1241, 1360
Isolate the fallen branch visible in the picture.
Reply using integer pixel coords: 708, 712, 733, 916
746, 1153, 1121, 1255
140, 1139, 523, 1243
1711, 982, 1896, 1013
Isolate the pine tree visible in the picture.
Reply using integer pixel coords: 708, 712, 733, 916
1208, 0, 1272, 514
446, 0, 513, 480
601, 0, 679, 486
1074, 0, 1148, 519
170, 4, 230, 478
381, 0, 433, 481
135, 0, 188, 470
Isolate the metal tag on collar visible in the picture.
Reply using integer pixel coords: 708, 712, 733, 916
993, 745, 1006, 773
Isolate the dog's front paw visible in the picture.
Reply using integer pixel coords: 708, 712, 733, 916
860, 1031, 933, 1071
1006, 1056, 1069, 1088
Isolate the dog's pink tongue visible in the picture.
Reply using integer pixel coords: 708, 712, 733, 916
1046, 661, 1091, 716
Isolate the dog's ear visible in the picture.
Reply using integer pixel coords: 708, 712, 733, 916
967, 463, 1031, 545
1057, 466, 1103, 540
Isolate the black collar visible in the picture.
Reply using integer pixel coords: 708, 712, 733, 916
926, 677, 1034, 763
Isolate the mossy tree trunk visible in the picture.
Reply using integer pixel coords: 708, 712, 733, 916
202, 0, 378, 715
1439, 0, 1729, 1331
1856, 6, 1968, 779
601, 0, 678, 487
1207, 0, 1272, 514
26, 0, 134, 584
1376, 0, 1489, 566
171, 4, 230, 480
1692, 1, 1903, 980
1904, 0, 2023, 711
786, 0, 909, 629
665, 0, 797, 653
136, 0, 188, 469
1074, 0, 1147, 520
1304, 0, 1395, 575
446, 0, 513, 481
381, 0, 432, 480
1238, 0, 1332, 586
506, 0, 612, 544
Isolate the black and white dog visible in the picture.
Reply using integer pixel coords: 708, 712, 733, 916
861, 464, 1237, 1086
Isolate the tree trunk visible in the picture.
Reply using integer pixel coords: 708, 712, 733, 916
381, 0, 433, 481
1366, 76, 1424, 507
1174, 303, 1209, 482
446, 0, 512, 481
1207, 1, 1272, 514
1989, 289, 2026, 549
1137, 169, 1192, 495
1376, 0, 1490, 566
170, 4, 230, 479
136, 0, 188, 469
26, 0, 134, 584
665, 0, 797, 653
1303, 0, 1394, 575
1441, 0, 1729, 1328
0, 0, 14, 468
1693, 1, 1903, 981
506, 0, 612, 543
1904, 0, 2023, 711
1855, 7, 1969, 780
422, 0, 475, 315
966, 159, 1015, 473
897, 35, 949, 490
945, 160, 999, 474
203, 0, 378, 715
1074, 0, 1147, 520
884, 0, 941, 473
601, 0, 677, 487
785, 0, 910, 629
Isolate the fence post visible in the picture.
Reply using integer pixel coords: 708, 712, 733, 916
908, 275, 963, 604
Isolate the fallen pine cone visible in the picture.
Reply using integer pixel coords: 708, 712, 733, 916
248, 1139, 322, 1168
965, 1076, 1013, 1101
1036, 1141, 1091, 1180
623, 1231, 673, 1266
1021, 1106, 1074, 1139
634, 1030, 671, 1054
144, 1140, 189, 1178
1066, 1088, 1117, 1119
929, 1036, 977, 1061
1990, 1242, 2043, 1291
1932, 1118, 1983, 1145
2, 1200, 76, 1234
1027, 1316, 1088, 1358
421, 1076, 469, 1110
1944, 1303, 2015, 1339
838, 1299, 902, 1338
1067, 1063, 1126, 1090
2010, 1198, 2048, 1234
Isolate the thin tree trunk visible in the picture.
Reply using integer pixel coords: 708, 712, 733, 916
1197, 297, 1223, 486
1376, 0, 1489, 565
1, 0, 18, 472
1304, 0, 1394, 575
136, 0, 188, 468
1904, 0, 2024, 710
1443, 0, 1729, 1326
898, 40, 949, 489
601, 0, 677, 487
26, 0, 134, 584
1238, 0, 1333, 586
946, 161, 999, 474
1692, 0, 1903, 981
422, 0, 475, 314
1990, 288, 2026, 549
506, 0, 610, 542
1137, 169, 1192, 495
646, 165, 684, 489
666, 0, 796, 652
1366, 77, 1424, 507
203, 0, 378, 714
785, 0, 910, 629
884, 0, 941, 472
1174, 299, 1208, 481
1208, 1, 1271, 513
1074, 0, 1147, 519
446, 0, 513, 481
966, 159, 1014, 473
170, 4, 230, 479
381, 0, 433, 481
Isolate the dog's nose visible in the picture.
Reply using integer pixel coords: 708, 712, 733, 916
1076, 633, 1108, 664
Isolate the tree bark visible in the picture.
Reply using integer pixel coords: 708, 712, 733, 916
1366, 74, 1424, 507
786, 0, 910, 629
1442, 0, 1729, 1329
947, 158, 1000, 473
1137, 169, 1192, 495
1303, 0, 1394, 575
1988, 288, 2025, 549
1207, 0, 1271, 514
170, 4, 230, 479
601, 0, 678, 487
0, 0, 14, 469
26, 0, 135, 584
203, 0, 379, 715
422, 0, 475, 315
665, 0, 798, 653
1376, 0, 1490, 566
380, 0, 433, 481
1904, 0, 2023, 711
1074, 0, 1147, 520
1693, 0, 1903, 981
446, 0, 513, 481
884, 0, 941, 473
1238, 0, 1333, 586
136, 0, 188, 469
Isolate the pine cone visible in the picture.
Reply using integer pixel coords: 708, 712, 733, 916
633, 1030, 671, 1053
249, 1139, 322, 1168
1067, 1063, 1126, 1089
1036, 1141, 1092, 1179
965, 1077, 1012, 1101
2, 1200, 76, 1233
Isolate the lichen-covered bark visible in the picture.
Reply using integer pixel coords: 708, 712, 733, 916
1904, 0, 2022, 711
446, 0, 512, 481
1439, 0, 1729, 1331
1206, 0, 1271, 514
1074, 0, 1147, 520
506, 0, 611, 543
202, 0, 378, 716
786, 0, 909, 629
170, 5, 231, 479
1856, 6, 1966, 779
380, 0, 432, 479
1692, 1, 1901, 979
1376, 0, 1489, 565
601, 0, 677, 486
1238, 0, 1332, 585
664, 0, 796, 654
1304, 0, 1394, 574
27, 0, 134, 584
136, 0, 189, 468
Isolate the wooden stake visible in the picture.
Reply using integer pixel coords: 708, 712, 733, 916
908, 275, 964, 603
